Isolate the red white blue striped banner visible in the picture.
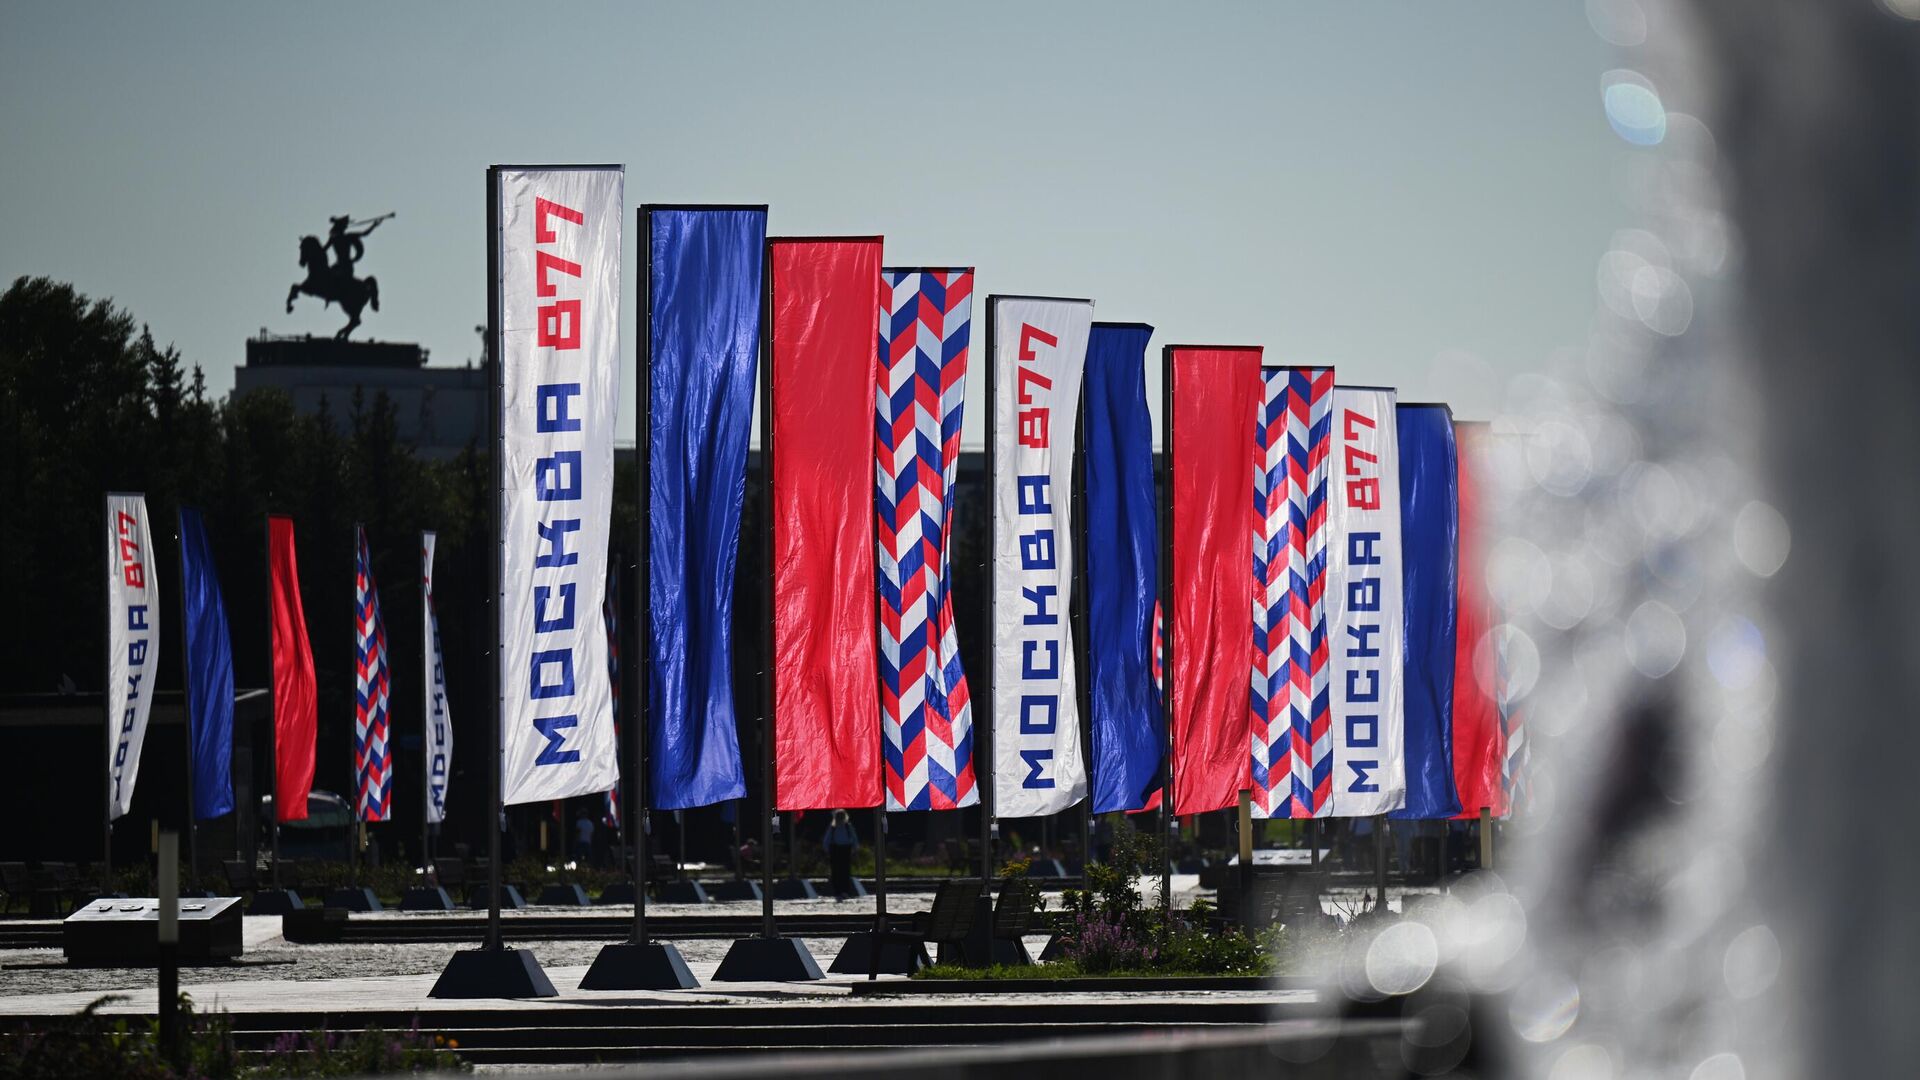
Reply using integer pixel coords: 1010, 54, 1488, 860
1250, 367, 1334, 819
353, 524, 393, 822
876, 268, 978, 811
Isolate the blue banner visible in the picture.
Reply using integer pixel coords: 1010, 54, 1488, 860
1084, 323, 1163, 813
646, 207, 762, 809
1390, 405, 1462, 819
178, 507, 235, 820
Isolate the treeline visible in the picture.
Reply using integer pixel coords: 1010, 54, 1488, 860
0, 274, 1007, 861
1, 276, 629, 847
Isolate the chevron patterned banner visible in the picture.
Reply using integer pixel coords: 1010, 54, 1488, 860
876, 268, 978, 811
1251, 367, 1335, 819
353, 524, 393, 822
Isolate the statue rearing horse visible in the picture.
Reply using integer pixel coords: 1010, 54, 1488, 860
286, 212, 390, 339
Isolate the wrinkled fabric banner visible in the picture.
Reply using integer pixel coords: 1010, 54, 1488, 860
1450, 420, 1509, 817
1391, 404, 1463, 820
497, 166, 622, 806
179, 507, 234, 820
1251, 367, 1334, 821
352, 525, 393, 822
770, 237, 885, 811
106, 493, 158, 821
269, 515, 317, 823
647, 207, 759, 810
1169, 346, 1260, 815
876, 268, 977, 811
1325, 387, 1407, 816
990, 296, 1094, 819
1084, 323, 1162, 814
421, 531, 451, 824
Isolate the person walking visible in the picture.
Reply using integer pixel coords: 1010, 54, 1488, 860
822, 809, 859, 900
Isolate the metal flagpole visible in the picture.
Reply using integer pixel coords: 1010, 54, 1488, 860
174, 510, 200, 896
632, 203, 654, 948
420, 534, 430, 871
102, 494, 113, 896
1158, 347, 1174, 923
980, 299, 997, 888
352, 524, 361, 887
484, 165, 504, 953
265, 515, 281, 891
758, 253, 777, 943
1073, 383, 1092, 888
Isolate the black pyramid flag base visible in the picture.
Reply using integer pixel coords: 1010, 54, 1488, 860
578, 941, 700, 991
712, 935, 823, 982
827, 931, 930, 976
324, 887, 382, 912
428, 947, 557, 999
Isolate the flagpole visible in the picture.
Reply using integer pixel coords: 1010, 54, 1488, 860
174, 510, 202, 898
102, 493, 113, 896
265, 514, 281, 891
352, 523, 362, 886
632, 203, 653, 949
420, 532, 430, 871
484, 165, 504, 954
757, 248, 777, 943
980, 299, 997, 888
1158, 347, 1175, 924
1074, 380, 1092, 887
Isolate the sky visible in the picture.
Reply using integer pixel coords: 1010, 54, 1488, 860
0, 2, 1629, 446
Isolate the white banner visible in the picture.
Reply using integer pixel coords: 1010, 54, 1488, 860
106, 492, 158, 820
990, 296, 1093, 818
422, 531, 453, 824
1326, 387, 1407, 815
496, 166, 622, 805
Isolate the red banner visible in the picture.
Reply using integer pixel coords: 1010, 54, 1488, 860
1450, 422, 1508, 817
1169, 347, 1261, 815
770, 238, 885, 810
268, 515, 317, 823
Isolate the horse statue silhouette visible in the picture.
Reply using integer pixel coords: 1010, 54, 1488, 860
286, 212, 391, 339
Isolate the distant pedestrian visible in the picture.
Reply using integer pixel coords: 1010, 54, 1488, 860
573, 812, 595, 865
822, 809, 858, 899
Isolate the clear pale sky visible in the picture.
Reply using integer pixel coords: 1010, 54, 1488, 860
0, 2, 1627, 445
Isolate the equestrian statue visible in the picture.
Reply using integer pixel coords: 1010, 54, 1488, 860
287, 212, 393, 339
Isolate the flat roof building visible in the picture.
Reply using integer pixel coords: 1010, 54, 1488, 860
232, 334, 486, 460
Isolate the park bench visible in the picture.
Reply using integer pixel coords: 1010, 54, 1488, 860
989, 878, 1041, 965
0, 861, 31, 913
222, 859, 261, 898
432, 857, 467, 893
910, 878, 984, 961
28, 862, 82, 916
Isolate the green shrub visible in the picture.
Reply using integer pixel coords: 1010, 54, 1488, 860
0, 995, 468, 1079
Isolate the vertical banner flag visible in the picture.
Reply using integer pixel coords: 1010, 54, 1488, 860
1250, 367, 1334, 820
106, 493, 158, 820
646, 207, 758, 810
421, 531, 451, 824
179, 508, 234, 819
876, 268, 978, 811
1391, 404, 1463, 819
268, 515, 318, 823
603, 565, 621, 830
771, 237, 886, 810
991, 296, 1095, 819
1168, 346, 1261, 815
352, 525, 393, 822
1450, 421, 1509, 817
1083, 323, 1163, 814
1325, 387, 1406, 816
496, 166, 622, 806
